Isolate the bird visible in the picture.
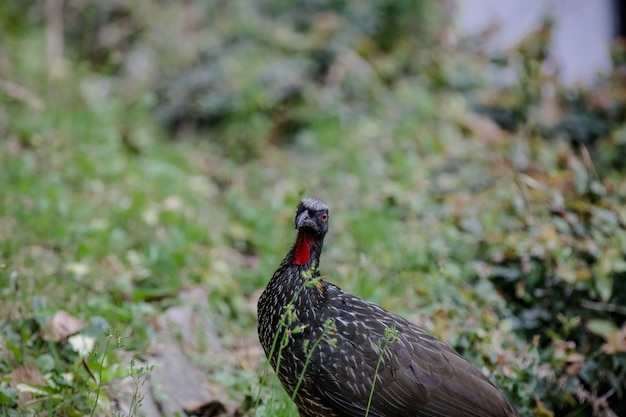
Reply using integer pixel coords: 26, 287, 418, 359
257, 198, 520, 417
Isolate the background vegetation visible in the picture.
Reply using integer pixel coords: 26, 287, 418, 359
1, 1, 625, 416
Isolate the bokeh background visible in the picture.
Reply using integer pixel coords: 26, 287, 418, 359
1, 1, 626, 416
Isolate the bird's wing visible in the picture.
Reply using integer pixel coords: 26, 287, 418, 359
310, 284, 517, 417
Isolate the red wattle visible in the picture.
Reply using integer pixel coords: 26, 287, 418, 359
294, 233, 313, 265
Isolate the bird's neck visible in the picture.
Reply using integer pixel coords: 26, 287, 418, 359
292, 229, 324, 268
264, 230, 325, 304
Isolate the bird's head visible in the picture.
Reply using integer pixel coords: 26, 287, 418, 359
294, 198, 329, 237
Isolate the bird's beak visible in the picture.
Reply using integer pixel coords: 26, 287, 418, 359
295, 210, 311, 229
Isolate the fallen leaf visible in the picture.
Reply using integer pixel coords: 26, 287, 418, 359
465, 114, 507, 143
42, 310, 85, 342
68, 334, 96, 357
9, 364, 44, 405
601, 323, 626, 354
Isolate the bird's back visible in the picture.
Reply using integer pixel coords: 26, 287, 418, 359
283, 280, 519, 417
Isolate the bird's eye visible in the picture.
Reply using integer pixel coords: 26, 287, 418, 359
320, 213, 328, 222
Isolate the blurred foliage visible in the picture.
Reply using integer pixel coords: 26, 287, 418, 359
1, 1, 626, 417
482, 152, 626, 416
152, 0, 448, 160
474, 19, 626, 174
469, 16, 626, 417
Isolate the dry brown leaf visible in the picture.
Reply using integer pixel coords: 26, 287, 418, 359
465, 114, 507, 144
602, 323, 626, 354
9, 364, 44, 405
42, 310, 84, 341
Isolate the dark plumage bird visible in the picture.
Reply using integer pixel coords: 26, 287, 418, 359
258, 198, 520, 417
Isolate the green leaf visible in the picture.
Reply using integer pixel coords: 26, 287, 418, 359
587, 319, 617, 339
35, 353, 56, 373
594, 272, 613, 302
0, 386, 17, 406
6, 340, 21, 363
